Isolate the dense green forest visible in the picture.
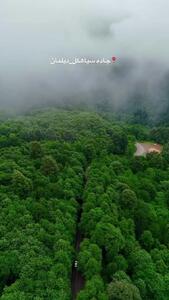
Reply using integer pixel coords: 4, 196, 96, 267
0, 108, 169, 299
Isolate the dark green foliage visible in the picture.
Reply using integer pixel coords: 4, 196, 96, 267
30, 141, 43, 158
41, 155, 58, 176
0, 108, 168, 299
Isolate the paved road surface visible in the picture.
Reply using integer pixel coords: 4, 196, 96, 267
71, 230, 85, 300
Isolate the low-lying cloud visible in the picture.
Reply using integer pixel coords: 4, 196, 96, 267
1, 0, 169, 117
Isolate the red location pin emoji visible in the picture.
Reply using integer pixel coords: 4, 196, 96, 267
112, 56, 117, 63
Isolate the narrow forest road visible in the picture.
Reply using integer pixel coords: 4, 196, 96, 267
71, 209, 85, 300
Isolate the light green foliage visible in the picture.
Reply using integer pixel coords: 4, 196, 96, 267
107, 280, 142, 300
12, 170, 32, 197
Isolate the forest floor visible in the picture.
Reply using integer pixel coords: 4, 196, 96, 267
135, 142, 162, 156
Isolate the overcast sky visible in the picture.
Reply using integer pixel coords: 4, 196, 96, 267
1, 0, 169, 109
